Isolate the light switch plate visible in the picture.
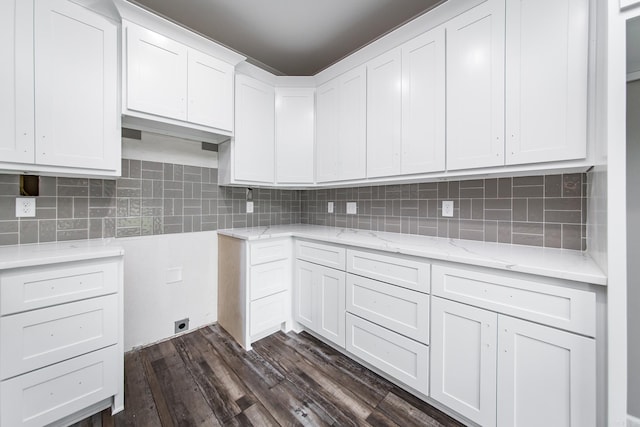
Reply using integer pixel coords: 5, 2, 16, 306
328, 201, 334, 213
246, 201, 254, 213
442, 200, 454, 217
16, 197, 36, 217
346, 202, 357, 215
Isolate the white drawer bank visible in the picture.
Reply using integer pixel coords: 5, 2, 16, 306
217, 225, 607, 427
0, 240, 124, 427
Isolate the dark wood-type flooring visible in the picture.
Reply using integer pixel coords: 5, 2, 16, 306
73, 324, 465, 427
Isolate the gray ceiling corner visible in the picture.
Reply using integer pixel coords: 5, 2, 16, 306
128, 0, 445, 76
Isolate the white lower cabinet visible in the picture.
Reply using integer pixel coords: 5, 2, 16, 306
431, 296, 596, 427
346, 313, 429, 396
293, 260, 346, 347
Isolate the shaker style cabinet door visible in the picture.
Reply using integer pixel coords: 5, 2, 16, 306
0, 0, 34, 165
275, 87, 315, 184
401, 26, 446, 175
367, 48, 402, 178
34, 0, 119, 171
445, 0, 505, 171
497, 315, 596, 427
187, 48, 234, 132
126, 23, 188, 121
505, 0, 589, 165
316, 79, 340, 182
338, 65, 367, 181
430, 297, 498, 426
234, 74, 275, 184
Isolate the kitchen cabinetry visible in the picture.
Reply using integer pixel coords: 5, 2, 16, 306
430, 264, 596, 427
445, 0, 505, 171
275, 88, 315, 184
218, 75, 275, 186
401, 26, 446, 175
218, 236, 291, 350
0, 0, 120, 177
124, 21, 235, 136
505, 0, 588, 165
316, 65, 367, 182
294, 241, 346, 347
0, 245, 124, 426
367, 49, 402, 178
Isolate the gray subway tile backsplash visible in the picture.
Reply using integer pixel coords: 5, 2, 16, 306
0, 163, 587, 250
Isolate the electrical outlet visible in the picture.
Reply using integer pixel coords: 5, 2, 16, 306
16, 197, 36, 217
246, 201, 254, 213
442, 200, 454, 218
174, 318, 189, 334
328, 201, 334, 213
346, 202, 357, 215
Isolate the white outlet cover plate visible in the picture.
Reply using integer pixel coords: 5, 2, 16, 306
442, 200, 454, 217
16, 197, 36, 217
328, 202, 334, 213
246, 201, 254, 213
346, 202, 357, 215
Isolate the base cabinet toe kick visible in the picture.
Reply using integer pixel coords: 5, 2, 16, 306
219, 231, 604, 427
0, 247, 124, 427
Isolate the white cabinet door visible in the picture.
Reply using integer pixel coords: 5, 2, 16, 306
367, 49, 402, 178
497, 315, 596, 427
446, 0, 505, 171
430, 297, 497, 426
187, 48, 234, 132
316, 263, 346, 347
339, 65, 367, 181
234, 74, 275, 184
316, 79, 340, 182
505, 0, 588, 165
34, 0, 119, 171
401, 26, 446, 174
294, 260, 315, 329
126, 23, 187, 120
275, 87, 315, 184
0, 0, 34, 165
294, 260, 345, 347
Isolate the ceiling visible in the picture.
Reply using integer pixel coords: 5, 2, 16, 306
130, 0, 445, 76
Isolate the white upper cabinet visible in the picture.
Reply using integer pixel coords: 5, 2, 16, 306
0, 0, 34, 165
316, 65, 367, 183
187, 48, 234, 130
401, 26, 446, 175
126, 23, 188, 121
0, 0, 119, 176
123, 18, 237, 139
224, 74, 275, 184
316, 79, 340, 182
446, 0, 505, 171
505, 0, 588, 165
367, 49, 402, 178
275, 87, 315, 184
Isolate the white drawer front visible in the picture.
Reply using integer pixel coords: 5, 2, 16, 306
250, 239, 290, 265
347, 249, 430, 292
250, 291, 288, 336
346, 313, 429, 396
1, 345, 118, 427
0, 295, 118, 379
295, 240, 346, 270
0, 259, 119, 315
347, 274, 429, 344
432, 265, 596, 337
250, 259, 290, 301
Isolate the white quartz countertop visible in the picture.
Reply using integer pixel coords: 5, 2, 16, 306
218, 225, 607, 285
0, 239, 124, 270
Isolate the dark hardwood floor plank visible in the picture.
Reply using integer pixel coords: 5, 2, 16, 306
253, 336, 375, 427
145, 341, 221, 427
241, 403, 281, 427
140, 347, 175, 427
376, 392, 465, 427
383, 384, 466, 427
112, 351, 162, 427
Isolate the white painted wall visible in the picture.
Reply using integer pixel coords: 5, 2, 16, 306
118, 231, 218, 351
627, 79, 640, 419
